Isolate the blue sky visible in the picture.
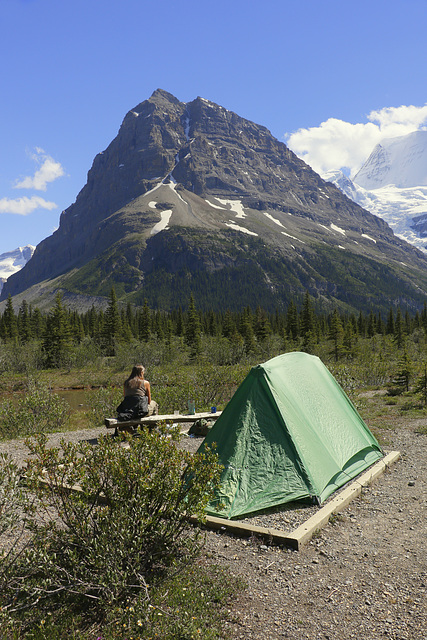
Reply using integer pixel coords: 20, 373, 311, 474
1, 0, 427, 254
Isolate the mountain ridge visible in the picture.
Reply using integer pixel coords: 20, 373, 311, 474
3, 90, 427, 314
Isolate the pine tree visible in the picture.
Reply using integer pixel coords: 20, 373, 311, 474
222, 310, 236, 338
139, 299, 151, 342
17, 299, 32, 343
175, 307, 185, 337
394, 307, 406, 349
386, 307, 395, 335
367, 311, 376, 338
254, 306, 272, 342
2, 295, 18, 341
357, 311, 366, 337
185, 295, 202, 358
392, 349, 412, 393
343, 318, 357, 357
103, 287, 122, 355
42, 293, 72, 368
239, 307, 256, 354
31, 307, 45, 338
329, 309, 345, 362
415, 364, 427, 406
286, 299, 299, 341
301, 291, 316, 353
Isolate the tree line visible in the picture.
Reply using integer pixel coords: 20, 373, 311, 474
1, 289, 426, 368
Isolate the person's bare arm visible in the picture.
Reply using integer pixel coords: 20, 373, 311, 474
145, 381, 151, 404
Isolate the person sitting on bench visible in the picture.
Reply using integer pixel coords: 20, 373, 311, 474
116, 364, 158, 423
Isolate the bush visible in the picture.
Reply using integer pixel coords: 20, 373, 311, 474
152, 363, 248, 414
0, 340, 43, 375
0, 378, 70, 440
1, 428, 223, 633
84, 384, 123, 427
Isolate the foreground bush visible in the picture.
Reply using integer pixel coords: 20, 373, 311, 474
84, 384, 123, 428
0, 427, 224, 636
0, 378, 70, 440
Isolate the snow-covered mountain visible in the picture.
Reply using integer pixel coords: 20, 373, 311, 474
354, 131, 427, 189
0, 246, 35, 294
323, 131, 427, 253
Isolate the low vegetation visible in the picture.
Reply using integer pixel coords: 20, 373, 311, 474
1, 290, 427, 637
0, 428, 239, 639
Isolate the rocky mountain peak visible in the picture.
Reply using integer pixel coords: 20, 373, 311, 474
3, 91, 427, 313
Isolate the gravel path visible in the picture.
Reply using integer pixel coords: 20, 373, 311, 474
1, 412, 426, 640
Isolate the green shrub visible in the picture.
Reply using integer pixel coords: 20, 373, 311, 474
1, 428, 222, 633
0, 453, 23, 534
0, 340, 43, 375
84, 384, 123, 427
0, 379, 70, 440
152, 363, 248, 414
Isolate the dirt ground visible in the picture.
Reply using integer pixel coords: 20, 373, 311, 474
1, 396, 426, 640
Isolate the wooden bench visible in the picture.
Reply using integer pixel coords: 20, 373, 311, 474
104, 411, 222, 434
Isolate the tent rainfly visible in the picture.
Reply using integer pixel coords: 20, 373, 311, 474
199, 352, 383, 519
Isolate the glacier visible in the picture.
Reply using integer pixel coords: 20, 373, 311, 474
323, 131, 427, 253
0, 245, 35, 294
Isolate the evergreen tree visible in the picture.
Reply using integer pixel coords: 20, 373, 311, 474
357, 311, 366, 337
392, 348, 412, 393
300, 291, 316, 353
394, 307, 406, 349
343, 318, 357, 358
103, 287, 122, 355
404, 310, 412, 335
415, 364, 427, 406
421, 302, 427, 333
17, 299, 32, 343
1, 295, 18, 341
386, 307, 395, 335
222, 310, 236, 338
42, 293, 72, 368
329, 309, 345, 362
175, 307, 185, 337
30, 307, 45, 339
139, 299, 151, 342
239, 307, 256, 354
286, 299, 299, 341
367, 311, 376, 338
185, 295, 202, 358
254, 306, 272, 342
377, 311, 385, 335
126, 302, 136, 336
206, 310, 220, 337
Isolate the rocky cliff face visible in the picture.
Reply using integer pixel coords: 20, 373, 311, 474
3, 90, 427, 313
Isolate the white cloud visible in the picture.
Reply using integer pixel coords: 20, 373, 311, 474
0, 196, 57, 216
14, 148, 65, 191
286, 104, 427, 178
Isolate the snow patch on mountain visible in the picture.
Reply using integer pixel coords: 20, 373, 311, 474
0, 246, 35, 294
323, 168, 427, 253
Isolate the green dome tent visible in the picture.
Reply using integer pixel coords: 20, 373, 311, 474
199, 352, 382, 519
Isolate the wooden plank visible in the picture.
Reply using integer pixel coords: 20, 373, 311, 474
284, 451, 401, 549
29, 451, 400, 552
105, 411, 222, 429
190, 452, 401, 550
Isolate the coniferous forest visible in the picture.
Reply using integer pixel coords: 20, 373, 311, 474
1, 288, 427, 403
